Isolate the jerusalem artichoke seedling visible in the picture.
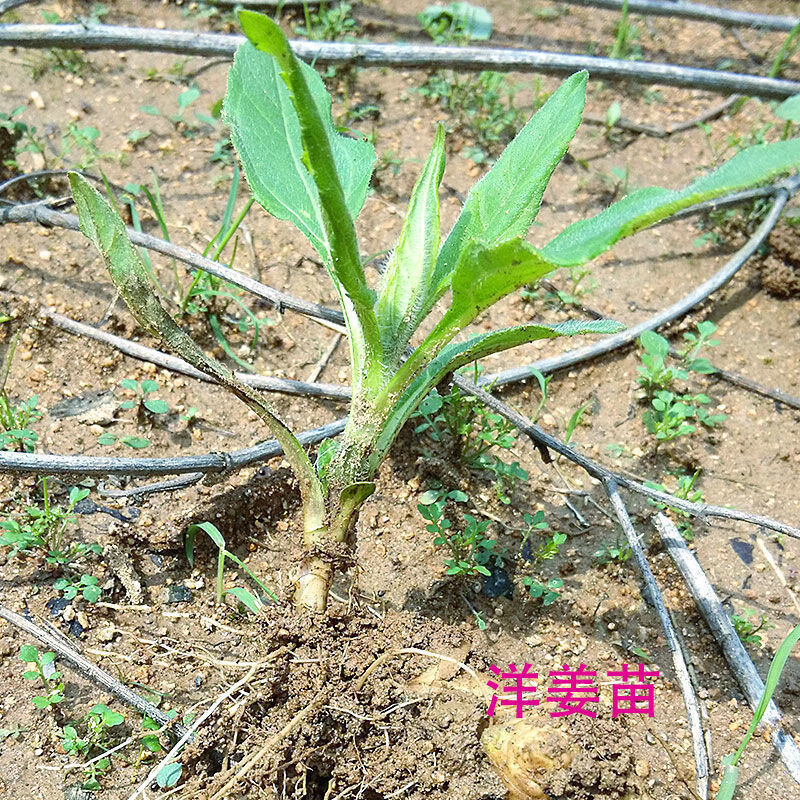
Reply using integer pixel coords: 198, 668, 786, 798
70, 11, 800, 612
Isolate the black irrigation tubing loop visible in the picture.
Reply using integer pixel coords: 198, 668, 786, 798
559, 0, 799, 33
0, 177, 795, 482
0, 180, 789, 339
480, 173, 800, 389
3, 24, 800, 98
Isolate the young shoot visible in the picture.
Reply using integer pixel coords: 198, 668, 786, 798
69, 10, 800, 613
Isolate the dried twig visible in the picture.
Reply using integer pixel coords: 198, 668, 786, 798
2, 24, 800, 98
664, 95, 742, 135
209, 689, 329, 800
306, 332, 343, 384
654, 514, 800, 785
755, 537, 800, 617
604, 481, 709, 799
128, 664, 259, 800
584, 95, 742, 138
709, 363, 800, 412
0, 604, 189, 737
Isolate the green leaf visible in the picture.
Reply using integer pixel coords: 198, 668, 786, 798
542, 138, 800, 266
775, 94, 800, 123
227, 12, 379, 373
120, 378, 139, 391
140, 379, 158, 394
184, 526, 196, 567
82, 585, 102, 603
226, 29, 374, 256
397, 239, 560, 385
418, 489, 442, 505
144, 398, 169, 414
715, 757, 739, 800
227, 586, 261, 613
374, 318, 622, 473
156, 762, 182, 788
431, 71, 587, 300
315, 437, 338, 489
19, 645, 38, 663
31, 696, 51, 709
640, 330, 668, 360
141, 734, 162, 753
376, 124, 446, 358
420, 2, 493, 41
97, 432, 116, 446
188, 521, 226, 551
120, 436, 150, 449
69, 172, 323, 523
177, 86, 201, 112
69, 487, 90, 506
39, 652, 55, 666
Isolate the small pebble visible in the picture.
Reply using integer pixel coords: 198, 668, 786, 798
167, 585, 192, 604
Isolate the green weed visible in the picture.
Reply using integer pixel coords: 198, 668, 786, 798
593, 537, 632, 565
185, 521, 276, 611
294, 1, 358, 41
0, 484, 96, 565
18, 645, 64, 709
412, 383, 528, 504
59, 704, 124, 791
730, 608, 773, 648
0, 393, 41, 452
645, 470, 703, 541
53, 573, 102, 603
519, 511, 565, 605
716, 622, 800, 799
608, 0, 641, 60
418, 490, 499, 578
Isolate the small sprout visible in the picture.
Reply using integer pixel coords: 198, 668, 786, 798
18, 645, 64, 709
419, 498, 498, 578
53, 574, 102, 603
185, 521, 275, 609
522, 577, 564, 605
731, 609, 774, 648
156, 762, 183, 789
593, 538, 632, 565
0, 393, 42, 453
118, 378, 169, 416
646, 470, 703, 541
97, 433, 151, 449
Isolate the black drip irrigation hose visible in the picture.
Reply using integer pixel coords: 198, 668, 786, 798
2, 24, 800, 98
0, 419, 347, 478
559, 0, 798, 34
